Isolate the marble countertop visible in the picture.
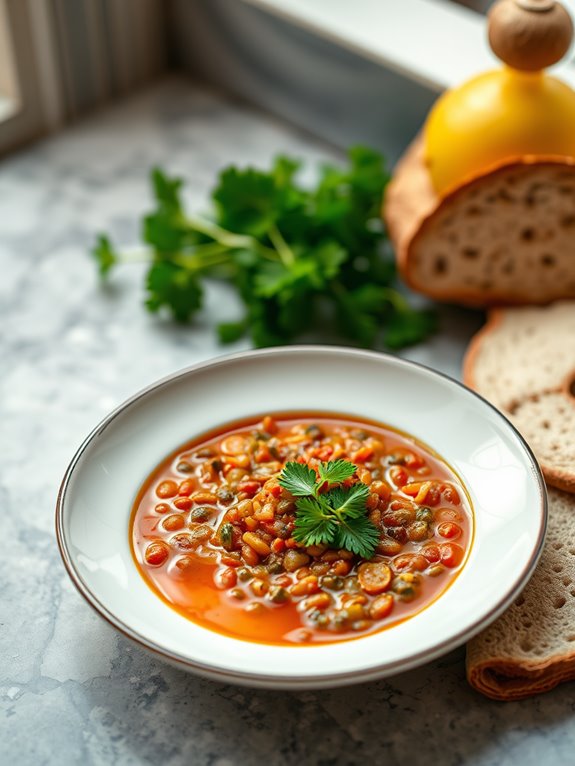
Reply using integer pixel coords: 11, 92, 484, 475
1, 78, 574, 766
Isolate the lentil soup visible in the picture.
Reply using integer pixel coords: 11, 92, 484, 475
131, 413, 473, 645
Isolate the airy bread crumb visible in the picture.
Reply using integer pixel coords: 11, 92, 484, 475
463, 301, 575, 492
384, 137, 575, 306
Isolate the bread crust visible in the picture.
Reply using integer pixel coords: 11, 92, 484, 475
463, 308, 575, 493
384, 137, 575, 307
466, 650, 575, 701
467, 488, 575, 701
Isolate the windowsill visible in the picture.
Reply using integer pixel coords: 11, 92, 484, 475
241, 0, 575, 90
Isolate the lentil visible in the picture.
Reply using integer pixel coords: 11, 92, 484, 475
132, 413, 472, 645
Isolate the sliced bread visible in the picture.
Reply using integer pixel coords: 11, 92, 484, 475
384, 136, 575, 306
463, 301, 575, 493
467, 488, 575, 701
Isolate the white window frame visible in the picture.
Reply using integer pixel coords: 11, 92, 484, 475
242, 0, 575, 90
0, 0, 165, 157
0, 0, 64, 156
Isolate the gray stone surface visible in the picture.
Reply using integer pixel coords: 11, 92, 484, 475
1, 78, 570, 766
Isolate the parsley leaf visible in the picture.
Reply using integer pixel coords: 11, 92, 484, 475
317, 460, 357, 485
92, 235, 118, 278
217, 320, 247, 344
334, 514, 381, 558
278, 461, 318, 497
143, 211, 192, 252
151, 168, 184, 213
292, 497, 338, 547
213, 168, 278, 238
90, 148, 436, 349
383, 305, 438, 350
279, 459, 379, 558
145, 261, 203, 322
327, 483, 371, 519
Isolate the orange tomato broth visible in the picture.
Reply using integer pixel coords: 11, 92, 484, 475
131, 413, 474, 646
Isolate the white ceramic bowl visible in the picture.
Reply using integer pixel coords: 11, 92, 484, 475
56, 347, 546, 689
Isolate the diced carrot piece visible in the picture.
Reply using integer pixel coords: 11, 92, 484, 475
437, 522, 462, 540
316, 446, 334, 461
421, 544, 441, 563
357, 562, 392, 594
237, 480, 260, 497
255, 446, 273, 463
225, 508, 240, 523
439, 543, 464, 568
402, 481, 434, 503
369, 594, 394, 620
221, 554, 242, 567
441, 483, 461, 505
393, 553, 428, 572
262, 416, 278, 434
404, 452, 425, 469
351, 446, 374, 463
178, 480, 195, 496
389, 467, 408, 487
219, 567, 238, 589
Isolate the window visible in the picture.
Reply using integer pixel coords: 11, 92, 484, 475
0, 0, 44, 155
241, 0, 575, 88
0, 0, 19, 123
0, 0, 166, 157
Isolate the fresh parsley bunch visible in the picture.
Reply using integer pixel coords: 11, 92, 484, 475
92, 147, 435, 348
279, 459, 380, 558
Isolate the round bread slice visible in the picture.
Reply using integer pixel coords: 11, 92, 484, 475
467, 488, 575, 701
384, 136, 575, 306
463, 301, 575, 493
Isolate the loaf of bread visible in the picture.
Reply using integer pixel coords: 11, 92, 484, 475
463, 301, 575, 493
467, 488, 575, 701
384, 137, 575, 306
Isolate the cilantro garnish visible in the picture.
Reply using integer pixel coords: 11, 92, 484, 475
279, 460, 380, 559
90, 148, 435, 349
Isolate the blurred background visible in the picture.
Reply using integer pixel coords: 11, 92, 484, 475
2, 0, 557, 165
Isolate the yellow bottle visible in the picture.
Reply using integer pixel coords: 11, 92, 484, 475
425, 0, 575, 196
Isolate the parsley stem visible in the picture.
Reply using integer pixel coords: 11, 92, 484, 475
268, 224, 296, 267
378, 288, 410, 313
113, 244, 234, 271
189, 242, 230, 258
114, 246, 154, 263
330, 502, 351, 523
174, 252, 232, 271
185, 215, 251, 248
185, 215, 278, 261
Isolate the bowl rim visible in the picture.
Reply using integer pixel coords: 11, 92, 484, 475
55, 345, 547, 688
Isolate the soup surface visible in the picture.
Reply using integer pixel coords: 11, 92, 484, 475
131, 413, 473, 645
